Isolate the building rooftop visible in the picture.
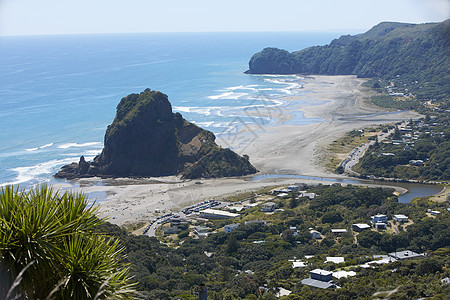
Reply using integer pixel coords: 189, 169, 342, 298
353, 223, 371, 228
394, 214, 408, 218
326, 257, 345, 264
389, 250, 423, 260
292, 261, 307, 268
225, 223, 240, 228
310, 269, 332, 276
200, 208, 239, 218
332, 270, 356, 279
331, 229, 347, 233
301, 278, 335, 289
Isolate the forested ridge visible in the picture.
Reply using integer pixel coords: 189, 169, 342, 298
247, 20, 450, 101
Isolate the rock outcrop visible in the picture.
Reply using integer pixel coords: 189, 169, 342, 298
55, 89, 257, 180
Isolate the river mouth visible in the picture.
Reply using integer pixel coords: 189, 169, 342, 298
250, 174, 443, 203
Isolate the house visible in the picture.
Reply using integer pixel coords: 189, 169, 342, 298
224, 223, 240, 233
310, 230, 322, 239
325, 257, 345, 264
244, 203, 259, 209
299, 191, 316, 199
332, 271, 356, 279
409, 159, 424, 166
393, 214, 409, 222
331, 229, 347, 235
163, 226, 180, 235
292, 260, 307, 268
430, 210, 441, 216
310, 269, 333, 282
371, 214, 387, 230
301, 278, 336, 289
371, 214, 388, 224
276, 193, 289, 198
199, 208, 239, 219
261, 202, 278, 212
374, 223, 386, 230
359, 255, 397, 268
228, 206, 244, 212
194, 226, 210, 234
290, 226, 298, 236
272, 188, 291, 195
352, 223, 371, 232
244, 220, 266, 226
276, 287, 292, 298
388, 250, 423, 260
287, 185, 299, 192
194, 226, 211, 239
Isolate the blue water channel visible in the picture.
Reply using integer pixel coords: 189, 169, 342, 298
251, 174, 444, 203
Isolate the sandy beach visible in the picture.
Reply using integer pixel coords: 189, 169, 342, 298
55, 75, 420, 226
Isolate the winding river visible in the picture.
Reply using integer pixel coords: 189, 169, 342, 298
251, 174, 444, 203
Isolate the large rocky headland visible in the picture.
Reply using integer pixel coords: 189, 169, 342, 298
55, 89, 257, 180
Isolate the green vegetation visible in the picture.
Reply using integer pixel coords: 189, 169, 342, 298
354, 113, 449, 181
325, 126, 382, 172
0, 185, 135, 299
247, 20, 450, 103
101, 184, 449, 299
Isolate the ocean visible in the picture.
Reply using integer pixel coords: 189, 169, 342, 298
0, 32, 341, 187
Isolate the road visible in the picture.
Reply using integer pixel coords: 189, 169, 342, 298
342, 125, 400, 175
143, 200, 229, 237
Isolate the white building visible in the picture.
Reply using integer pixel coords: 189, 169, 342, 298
352, 223, 371, 232
325, 257, 345, 264
393, 214, 408, 222
331, 229, 347, 235
199, 209, 239, 219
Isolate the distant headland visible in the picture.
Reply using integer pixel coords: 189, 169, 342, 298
246, 20, 449, 101
55, 89, 257, 180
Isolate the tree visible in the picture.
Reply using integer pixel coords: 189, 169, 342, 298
225, 235, 239, 255
392, 125, 402, 140
357, 230, 382, 248
321, 211, 343, 224
0, 185, 134, 299
289, 193, 300, 208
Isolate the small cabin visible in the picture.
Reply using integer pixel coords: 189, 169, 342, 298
393, 214, 408, 223
261, 202, 278, 212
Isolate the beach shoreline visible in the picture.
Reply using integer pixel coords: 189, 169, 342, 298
54, 75, 421, 226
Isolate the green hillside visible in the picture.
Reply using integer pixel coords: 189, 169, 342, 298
247, 20, 450, 101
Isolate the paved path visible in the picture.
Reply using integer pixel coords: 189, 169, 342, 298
342, 124, 401, 175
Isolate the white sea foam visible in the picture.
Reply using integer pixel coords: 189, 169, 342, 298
208, 91, 250, 100
84, 150, 102, 156
1, 157, 80, 187
39, 142, 54, 149
57, 142, 102, 149
208, 92, 234, 100
173, 106, 191, 113
224, 85, 259, 91
25, 142, 54, 152
193, 121, 215, 127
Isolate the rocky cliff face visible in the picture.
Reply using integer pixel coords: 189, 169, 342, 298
55, 89, 257, 180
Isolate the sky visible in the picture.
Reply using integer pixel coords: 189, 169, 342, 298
0, 0, 449, 36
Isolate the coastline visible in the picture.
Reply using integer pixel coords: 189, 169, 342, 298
54, 75, 422, 226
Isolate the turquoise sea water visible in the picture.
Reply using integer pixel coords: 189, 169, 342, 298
0, 32, 341, 187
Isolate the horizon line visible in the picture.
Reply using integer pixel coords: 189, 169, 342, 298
0, 28, 366, 38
